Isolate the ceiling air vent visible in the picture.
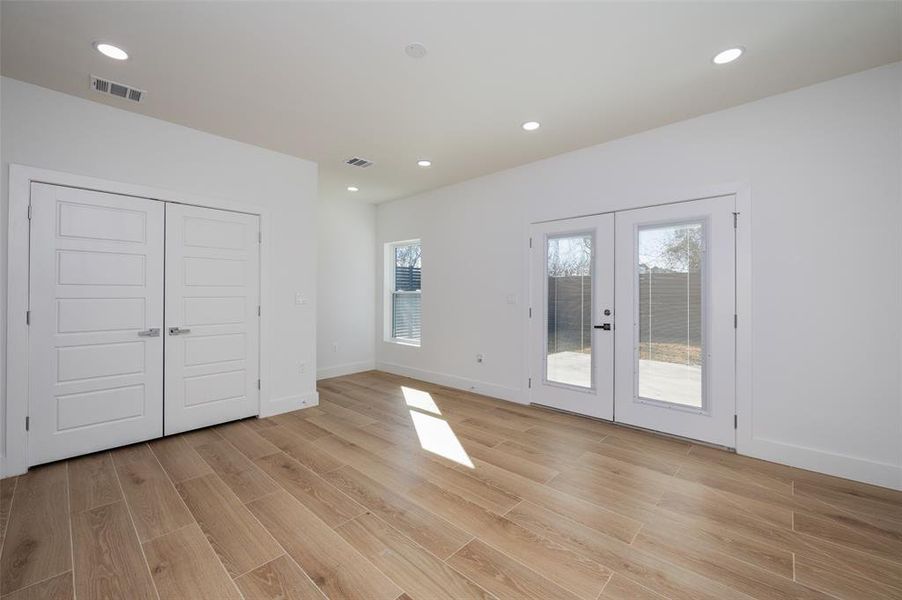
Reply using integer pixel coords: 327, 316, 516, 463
345, 157, 374, 168
90, 75, 145, 103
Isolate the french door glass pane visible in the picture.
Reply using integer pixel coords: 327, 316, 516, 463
546, 234, 592, 388
637, 222, 703, 407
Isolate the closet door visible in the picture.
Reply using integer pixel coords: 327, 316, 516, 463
28, 183, 164, 465
164, 204, 260, 434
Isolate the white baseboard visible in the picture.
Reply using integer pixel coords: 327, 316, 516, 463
317, 360, 376, 381
375, 361, 527, 405
740, 437, 902, 491
260, 391, 319, 417
0, 455, 19, 479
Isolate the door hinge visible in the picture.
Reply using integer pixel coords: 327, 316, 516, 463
257, 379, 261, 390
733, 212, 738, 229
529, 237, 532, 249
734, 314, 738, 329
528, 307, 532, 318
528, 377, 532, 389
257, 305, 261, 317
25, 310, 31, 325
258, 231, 262, 243
27, 204, 32, 220
25, 416, 30, 431
734, 414, 738, 429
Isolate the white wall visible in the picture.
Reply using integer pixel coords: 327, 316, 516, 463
1, 77, 319, 475
376, 63, 902, 489
317, 196, 376, 379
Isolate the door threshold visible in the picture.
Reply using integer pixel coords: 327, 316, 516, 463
529, 402, 735, 452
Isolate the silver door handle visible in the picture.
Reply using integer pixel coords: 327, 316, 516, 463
138, 328, 160, 337
168, 327, 192, 336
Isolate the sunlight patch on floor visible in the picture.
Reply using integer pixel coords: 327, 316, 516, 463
402, 386, 442, 415
409, 409, 474, 468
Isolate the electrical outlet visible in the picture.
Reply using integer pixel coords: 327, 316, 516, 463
295, 293, 307, 306
476, 353, 484, 363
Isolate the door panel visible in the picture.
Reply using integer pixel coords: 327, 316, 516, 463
57, 341, 145, 381
164, 204, 260, 434
529, 215, 615, 420
57, 298, 146, 332
614, 196, 736, 447
28, 183, 164, 465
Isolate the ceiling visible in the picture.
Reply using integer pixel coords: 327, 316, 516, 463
2, 2, 901, 204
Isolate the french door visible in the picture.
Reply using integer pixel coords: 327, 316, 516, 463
530, 195, 736, 447
27, 183, 260, 465
529, 215, 615, 420
614, 196, 736, 447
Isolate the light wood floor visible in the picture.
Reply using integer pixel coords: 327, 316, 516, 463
1, 371, 900, 600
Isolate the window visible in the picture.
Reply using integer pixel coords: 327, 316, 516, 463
386, 240, 421, 345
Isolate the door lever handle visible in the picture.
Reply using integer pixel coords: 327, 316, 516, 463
594, 323, 612, 331
138, 328, 160, 337
168, 327, 192, 336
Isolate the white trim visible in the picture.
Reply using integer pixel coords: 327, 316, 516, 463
733, 184, 754, 459
260, 391, 320, 417
741, 437, 902, 491
317, 360, 375, 381
4, 163, 272, 477
375, 361, 526, 405
5, 166, 32, 477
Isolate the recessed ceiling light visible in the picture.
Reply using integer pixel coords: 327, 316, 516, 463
417, 160, 432, 167
522, 121, 541, 131
713, 47, 744, 65
347, 186, 359, 192
93, 42, 129, 61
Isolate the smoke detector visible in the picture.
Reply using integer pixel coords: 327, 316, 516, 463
345, 157, 374, 168
405, 43, 428, 59
90, 75, 145, 103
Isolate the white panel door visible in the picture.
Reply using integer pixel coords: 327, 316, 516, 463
529, 215, 615, 420
614, 196, 736, 447
28, 183, 164, 465
164, 204, 260, 434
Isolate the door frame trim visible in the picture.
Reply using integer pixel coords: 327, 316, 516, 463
526, 183, 751, 454
5, 164, 270, 476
